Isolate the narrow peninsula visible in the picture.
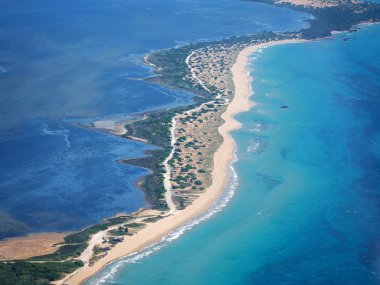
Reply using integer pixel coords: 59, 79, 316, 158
1, 0, 379, 284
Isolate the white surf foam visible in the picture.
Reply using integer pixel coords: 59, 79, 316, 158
87, 156, 239, 285
42, 127, 71, 148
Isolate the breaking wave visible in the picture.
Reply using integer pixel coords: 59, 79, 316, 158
86, 155, 239, 285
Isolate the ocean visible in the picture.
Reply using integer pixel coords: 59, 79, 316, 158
0, 0, 309, 238
85, 24, 380, 284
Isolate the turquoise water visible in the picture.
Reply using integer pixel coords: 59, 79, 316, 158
0, 0, 309, 238
87, 25, 380, 284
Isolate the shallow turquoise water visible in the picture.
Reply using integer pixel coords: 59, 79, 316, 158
0, 0, 309, 238
87, 24, 380, 285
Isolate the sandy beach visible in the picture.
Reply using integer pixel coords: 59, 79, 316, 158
58, 38, 305, 285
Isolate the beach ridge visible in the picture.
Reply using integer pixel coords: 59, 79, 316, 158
57, 38, 305, 285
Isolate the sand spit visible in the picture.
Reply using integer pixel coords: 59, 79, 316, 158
57, 39, 306, 285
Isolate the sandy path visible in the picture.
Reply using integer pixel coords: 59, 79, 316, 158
163, 117, 177, 214
79, 232, 105, 265
186, 50, 212, 93
57, 38, 306, 285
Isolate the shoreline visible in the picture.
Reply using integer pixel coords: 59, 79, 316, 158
2, 0, 380, 282
58, 38, 306, 285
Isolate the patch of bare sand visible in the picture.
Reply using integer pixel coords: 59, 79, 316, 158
276, 0, 337, 7
0, 233, 68, 260
56, 38, 307, 285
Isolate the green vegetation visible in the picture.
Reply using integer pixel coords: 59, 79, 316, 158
299, 3, 380, 39
244, 0, 380, 39
64, 225, 109, 245
27, 244, 87, 262
174, 196, 186, 209
139, 1, 380, 210
28, 215, 131, 262
123, 107, 192, 209
0, 260, 83, 285
108, 229, 130, 236
64, 215, 130, 244
147, 51, 209, 103
146, 31, 284, 104
125, 222, 145, 228
106, 216, 132, 224
108, 237, 124, 245
4, 2, 379, 283
1, 215, 132, 282
143, 215, 165, 223
93, 245, 110, 254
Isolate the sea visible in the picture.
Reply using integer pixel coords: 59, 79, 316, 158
1, 0, 379, 284
85, 23, 380, 285
0, 0, 308, 239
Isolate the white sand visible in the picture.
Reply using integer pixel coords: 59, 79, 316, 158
93, 120, 127, 135
57, 38, 306, 285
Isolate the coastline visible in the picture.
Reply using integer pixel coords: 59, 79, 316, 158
1, 0, 380, 282
58, 38, 306, 285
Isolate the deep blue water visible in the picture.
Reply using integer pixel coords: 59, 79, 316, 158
0, 0, 309, 238
86, 24, 380, 285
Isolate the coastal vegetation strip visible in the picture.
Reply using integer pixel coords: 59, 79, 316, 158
0, 261, 83, 285
245, 0, 380, 38
122, 107, 188, 210
163, 116, 178, 214
126, 32, 290, 211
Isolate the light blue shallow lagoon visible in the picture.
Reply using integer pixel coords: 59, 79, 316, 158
0, 0, 309, 238
86, 24, 380, 285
